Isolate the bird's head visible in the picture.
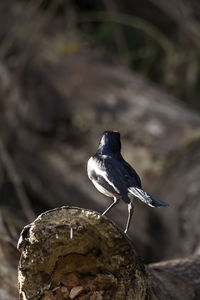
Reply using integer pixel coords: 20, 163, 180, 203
97, 131, 121, 154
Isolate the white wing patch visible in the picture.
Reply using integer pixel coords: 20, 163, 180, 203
128, 187, 154, 207
92, 180, 114, 197
87, 157, 119, 194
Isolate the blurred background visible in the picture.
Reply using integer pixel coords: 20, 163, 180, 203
1, 2, 200, 293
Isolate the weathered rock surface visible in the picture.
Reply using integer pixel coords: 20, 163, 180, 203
18, 207, 150, 300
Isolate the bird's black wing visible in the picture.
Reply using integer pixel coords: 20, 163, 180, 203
118, 155, 142, 188
117, 155, 168, 207
91, 155, 130, 203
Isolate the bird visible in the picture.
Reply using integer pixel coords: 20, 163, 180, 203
87, 130, 168, 234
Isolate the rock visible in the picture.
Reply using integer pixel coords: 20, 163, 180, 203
18, 207, 150, 300
69, 286, 84, 299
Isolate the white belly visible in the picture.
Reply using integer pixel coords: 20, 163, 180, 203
92, 180, 114, 197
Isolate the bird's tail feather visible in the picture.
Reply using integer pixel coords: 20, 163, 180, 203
128, 187, 168, 207
148, 193, 169, 207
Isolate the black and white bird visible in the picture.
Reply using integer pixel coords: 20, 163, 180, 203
87, 131, 168, 234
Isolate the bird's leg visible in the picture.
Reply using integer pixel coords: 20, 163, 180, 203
124, 202, 134, 234
102, 197, 119, 216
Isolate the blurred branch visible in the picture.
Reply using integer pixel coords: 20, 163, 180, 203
0, 0, 44, 60
0, 0, 64, 102
150, 0, 200, 47
0, 0, 63, 66
78, 11, 175, 55
102, 0, 129, 62
0, 138, 35, 222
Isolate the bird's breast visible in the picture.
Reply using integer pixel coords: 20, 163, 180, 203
87, 156, 106, 178
92, 180, 114, 197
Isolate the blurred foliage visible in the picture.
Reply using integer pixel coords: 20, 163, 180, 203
1, 0, 200, 261
21, 0, 200, 111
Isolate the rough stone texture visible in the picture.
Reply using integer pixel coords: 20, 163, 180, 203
17, 207, 200, 300
18, 207, 150, 300
148, 255, 200, 300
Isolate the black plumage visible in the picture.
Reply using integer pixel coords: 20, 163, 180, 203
87, 131, 168, 234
